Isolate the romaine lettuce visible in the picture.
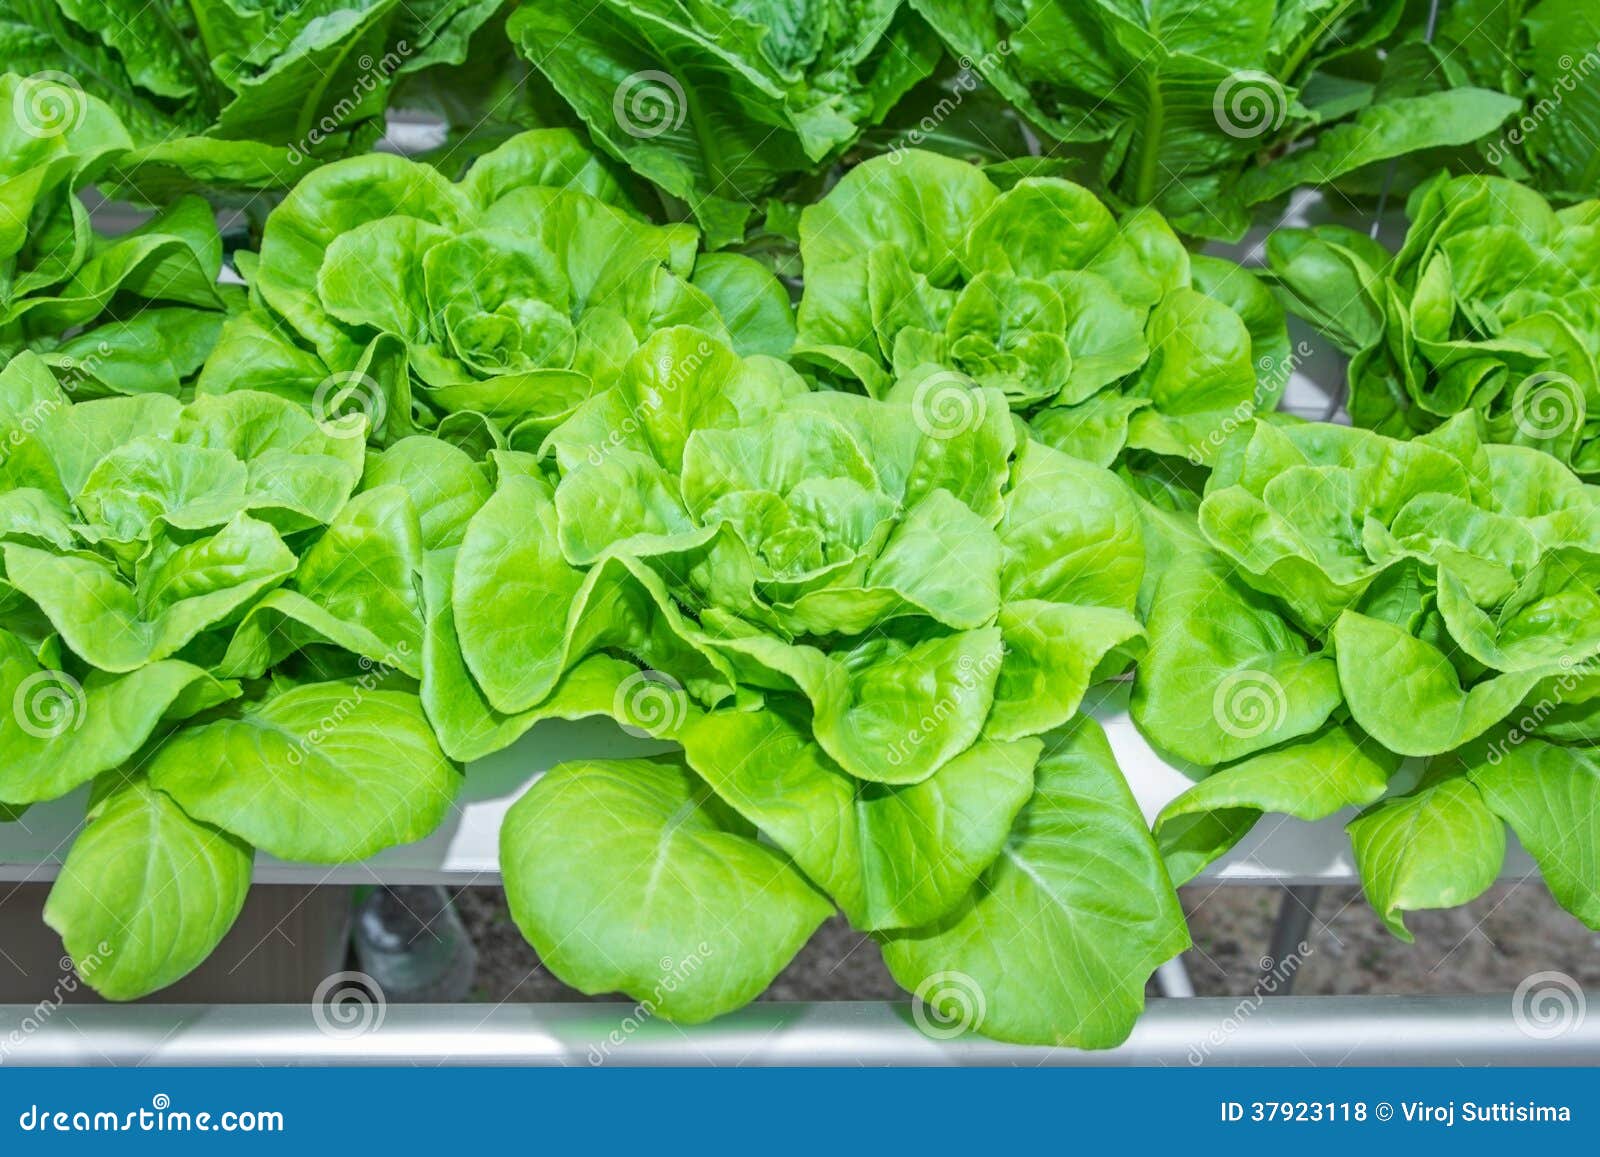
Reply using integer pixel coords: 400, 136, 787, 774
909, 0, 1521, 240
507, 0, 940, 247
0, 75, 236, 396
0, 0, 505, 195
1414, 0, 1600, 203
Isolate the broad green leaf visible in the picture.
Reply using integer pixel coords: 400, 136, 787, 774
0, 629, 234, 806
882, 715, 1188, 1048
1436, 551, 1600, 673
680, 707, 1038, 930
1237, 89, 1520, 207
1155, 724, 1402, 885
4, 515, 296, 672
690, 253, 796, 357
1468, 737, 1600, 929
500, 756, 832, 1022
148, 684, 461, 863
997, 437, 1143, 609
173, 390, 366, 530
1334, 611, 1546, 757
1028, 392, 1149, 467
219, 486, 425, 679
361, 435, 491, 552
709, 627, 1003, 785
453, 473, 590, 713
798, 150, 998, 363
1126, 288, 1258, 465
1132, 556, 1342, 765
990, 600, 1144, 741
43, 308, 226, 398
1348, 774, 1505, 940
254, 150, 472, 362
44, 780, 251, 1002
542, 326, 803, 475
458, 127, 631, 211
420, 549, 662, 762
73, 438, 250, 543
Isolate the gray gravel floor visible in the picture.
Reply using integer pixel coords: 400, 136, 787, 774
454, 880, 1600, 1004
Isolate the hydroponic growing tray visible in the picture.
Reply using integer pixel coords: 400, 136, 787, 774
0, 686, 1536, 887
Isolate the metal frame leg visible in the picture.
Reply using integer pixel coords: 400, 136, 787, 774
1261, 885, 1322, 994
1156, 957, 1196, 999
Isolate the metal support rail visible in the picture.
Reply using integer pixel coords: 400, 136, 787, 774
3, 998, 1594, 1067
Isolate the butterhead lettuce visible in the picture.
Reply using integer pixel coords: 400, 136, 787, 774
1268, 172, 1600, 477
0, 350, 459, 999
1135, 413, 1600, 938
795, 150, 1290, 470
434, 325, 1184, 1046
200, 129, 795, 447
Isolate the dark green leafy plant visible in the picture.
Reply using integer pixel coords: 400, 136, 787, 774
1415, 0, 1600, 201
0, 0, 505, 196
507, 0, 941, 247
909, 0, 1521, 239
795, 149, 1290, 469
0, 351, 459, 999
1268, 172, 1600, 475
0, 75, 236, 397
1132, 413, 1600, 936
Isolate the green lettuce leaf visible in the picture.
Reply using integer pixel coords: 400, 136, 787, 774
500, 755, 832, 1022
148, 683, 461, 863
881, 716, 1188, 1048
44, 778, 251, 1001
